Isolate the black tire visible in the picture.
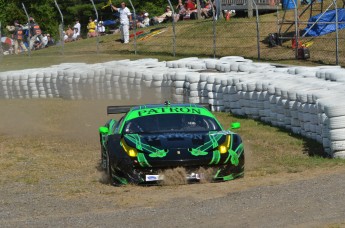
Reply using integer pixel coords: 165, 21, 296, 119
105, 151, 125, 186
100, 145, 107, 171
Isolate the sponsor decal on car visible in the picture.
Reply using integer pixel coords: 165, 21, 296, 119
144, 133, 203, 142
126, 107, 214, 120
186, 172, 201, 180
145, 175, 162, 181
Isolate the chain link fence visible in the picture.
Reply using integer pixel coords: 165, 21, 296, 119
1, 1, 345, 67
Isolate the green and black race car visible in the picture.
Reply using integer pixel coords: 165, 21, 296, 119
99, 102, 244, 185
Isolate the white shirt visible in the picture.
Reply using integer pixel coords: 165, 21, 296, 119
118, 7, 131, 25
42, 36, 48, 46
73, 22, 81, 36
97, 25, 105, 33
143, 18, 150, 27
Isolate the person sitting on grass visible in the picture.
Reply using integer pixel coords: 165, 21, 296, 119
201, 0, 214, 19
87, 17, 97, 38
64, 25, 74, 42
97, 21, 106, 35
137, 12, 150, 28
151, 6, 173, 25
176, 0, 187, 21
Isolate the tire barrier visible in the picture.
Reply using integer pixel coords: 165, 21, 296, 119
1, 57, 345, 158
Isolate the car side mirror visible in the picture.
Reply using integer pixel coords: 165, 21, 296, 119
230, 122, 241, 129
99, 126, 109, 134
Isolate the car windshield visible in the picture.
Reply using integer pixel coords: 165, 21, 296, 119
123, 114, 222, 134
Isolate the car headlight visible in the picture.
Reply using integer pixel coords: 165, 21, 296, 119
218, 135, 231, 154
121, 139, 138, 157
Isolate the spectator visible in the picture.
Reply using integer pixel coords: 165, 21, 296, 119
176, 0, 187, 21
5, 25, 15, 54
185, 0, 199, 19
111, 2, 132, 44
176, 0, 186, 12
151, 6, 173, 24
12, 20, 28, 54
137, 12, 150, 28
185, 0, 196, 11
135, 12, 144, 25
201, 0, 213, 18
41, 34, 48, 47
87, 17, 97, 38
97, 21, 106, 35
32, 39, 42, 50
46, 34, 55, 46
64, 25, 74, 42
72, 18, 81, 41
28, 16, 45, 50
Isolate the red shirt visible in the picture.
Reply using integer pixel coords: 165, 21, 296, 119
185, 1, 196, 10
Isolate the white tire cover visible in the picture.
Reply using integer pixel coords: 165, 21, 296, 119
208, 99, 224, 106
143, 81, 152, 87
186, 73, 200, 83
333, 151, 345, 158
331, 141, 345, 152
189, 83, 199, 91
166, 61, 174, 68
325, 103, 345, 118
173, 80, 185, 88
219, 56, 245, 61
152, 81, 163, 87
327, 116, 345, 129
173, 72, 186, 81
190, 63, 206, 70
238, 63, 254, 72
174, 88, 185, 95
152, 73, 164, 81
329, 129, 345, 141
204, 59, 218, 69
189, 91, 199, 97
230, 62, 240, 72
206, 83, 216, 92
188, 97, 201, 103
143, 72, 153, 81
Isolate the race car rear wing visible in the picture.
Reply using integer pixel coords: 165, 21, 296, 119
107, 102, 211, 115
107, 105, 135, 115
199, 103, 212, 111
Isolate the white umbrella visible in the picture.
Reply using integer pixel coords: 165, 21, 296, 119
1, 37, 14, 46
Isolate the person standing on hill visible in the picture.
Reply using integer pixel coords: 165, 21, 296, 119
72, 18, 81, 41
110, 2, 132, 44
29, 16, 45, 50
13, 20, 28, 54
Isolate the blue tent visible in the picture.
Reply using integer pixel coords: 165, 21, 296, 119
303, 9, 345, 37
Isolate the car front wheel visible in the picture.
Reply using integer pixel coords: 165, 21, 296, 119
106, 152, 126, 186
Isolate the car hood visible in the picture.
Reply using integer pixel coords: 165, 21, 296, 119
124, 131, 231, 153
124, 131, 238, 168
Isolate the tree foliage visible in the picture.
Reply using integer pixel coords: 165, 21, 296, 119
0, 0, 179, 38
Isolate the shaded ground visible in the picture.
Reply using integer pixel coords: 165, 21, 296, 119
1, 99, 345, 227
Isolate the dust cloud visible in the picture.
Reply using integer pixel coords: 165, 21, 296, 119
159, 167, 188, 186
